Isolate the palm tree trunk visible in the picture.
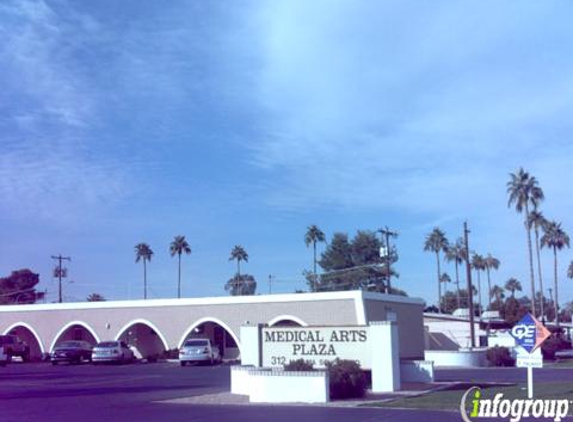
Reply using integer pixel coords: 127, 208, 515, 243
554, 247, 559, 327
237, 259, 241, 277
313, 241, 317, 292
455, 261, 460, 310
533, 227, 545, 320
524, 204, 536, 315
486, 267, 492, 311
436, 252, 442, 313
476, 269, 482, 320
178, 253, 182, 299
143, 259, 147, 300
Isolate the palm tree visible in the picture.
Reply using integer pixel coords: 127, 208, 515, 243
490, 285, 505, 310
484, 254, 500, 310
471, 253, 486, 318
507, 167, 544, 315
424, 228, 449, 313
504, 277, 522, 298
170, 235, 192, 299
528, 209, 547, 318
304, 225, 326, 292
540, 220, 570, 327
86, 293, 105, 302
135, 243, 154, 300
445, 238, 466, 310
568, 261, 573, 280
438, 272, 451, 313
229, 245, 249, 277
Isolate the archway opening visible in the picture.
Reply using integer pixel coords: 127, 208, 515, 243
52, 324, 97, 352
116, 322, 166, 360
5, 325, 43, 361
269, 319, 303, 327
268, 315, 307, 327
181, 321, 240, 360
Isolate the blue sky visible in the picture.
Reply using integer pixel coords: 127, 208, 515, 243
2, 0, 573, 307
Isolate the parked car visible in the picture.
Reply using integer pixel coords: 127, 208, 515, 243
179, 338, 221, 366
50, 341, 93, 365
91, 341, 135, 364
0, 335, 30, 362
0, 346, 7, 367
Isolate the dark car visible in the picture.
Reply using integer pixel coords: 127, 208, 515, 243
0, 335, 30, 362
50, 341, 93, 365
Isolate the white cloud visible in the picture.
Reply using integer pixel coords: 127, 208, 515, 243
0, 0, 130, 224
246, 0, 573, 218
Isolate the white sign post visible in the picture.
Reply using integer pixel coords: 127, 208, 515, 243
516, 348, 543, 399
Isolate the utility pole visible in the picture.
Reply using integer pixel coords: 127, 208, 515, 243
379, 226, 398, 294
268, 274, 273, 295
463, 222, 476, 348
51, 254, 71, 303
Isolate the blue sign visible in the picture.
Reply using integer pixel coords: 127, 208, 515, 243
510, 314, 537, 353
510, 313, 551, 354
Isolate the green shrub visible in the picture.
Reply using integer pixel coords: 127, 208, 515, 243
540, 336, 569, 360
284, 359, 314, 371
161, 348, 179, 359
486, 346, 515, 367
325, 359, 367, 399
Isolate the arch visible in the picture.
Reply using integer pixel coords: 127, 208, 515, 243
3, 322, 45, 359
114, 319, 169, 359
50, 321, 100, 353
178, 317, 241, 351
267, 315, 308, 327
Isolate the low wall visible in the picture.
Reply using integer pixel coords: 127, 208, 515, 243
400, 360, 434, 383
230, 365, 254, 395
230, 366, 329, 403
425, 349, 488, 367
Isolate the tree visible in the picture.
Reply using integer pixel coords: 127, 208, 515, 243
484, 254, 500, 310
490, 285, 505, 311
229, 245, 249, 277
316, 233, 354, 291
441, 288, 474, 314
567, 263, 573, 319
304, 225, 326, 292
0, 269, 44, 305
313, 230, 398, 292
424, 228, 449, 313
135, 243, 154, 300
445, 238, 467, 311
507, 168, 544, 315
471, 253, 486, 318
560, 301, 573, 324
225, 274, 257, 296
540, 220, 570, 327
528, 209, 547, 318
503, 296, 529, 325
504, 278, 522, 298
170, 235, 192, 299
87, 293, 105, 302
439, 273, 451, 312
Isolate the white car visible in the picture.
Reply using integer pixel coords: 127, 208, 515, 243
179, 339, 221, 366
91, 341, 135, 364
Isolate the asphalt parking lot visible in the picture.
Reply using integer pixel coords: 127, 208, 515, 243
2, 362, 570, 422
